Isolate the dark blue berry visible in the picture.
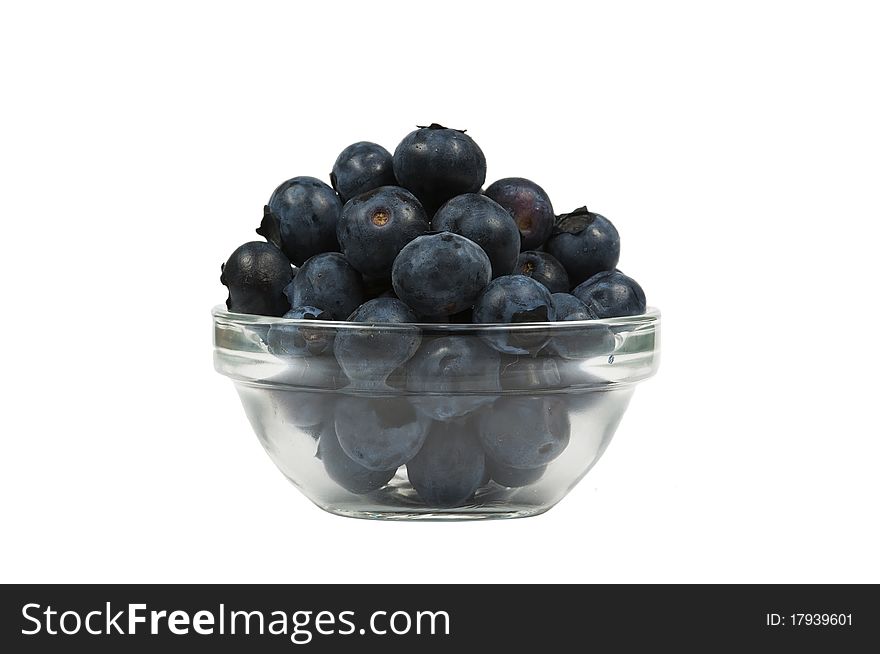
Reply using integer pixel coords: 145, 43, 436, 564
432, 193, 520, 278
406, 419, 487, 507
220, 241, 293, 316
478, 396, 570, 469
392, 232, 491, 317
333, 297, 421, 388
546, 207, 620, 286
266, 306, 333, 358
472, 275, 556, 354
572, 270, 646, 318
549, 293, 616, 359
337, 186, 429, 278
330, 141, 396, 203
552, 292, 595, 320
406, 336, 501, 421
255, 204, 283, 250
266, 176, 342, 265
515, 251, 570, 293
284, 252, 364, 320
484, 178, 554, 250
487, 459, 547, 487
335, 396, 430, 470
393, 123, 486, 215
317, 426, 396, 494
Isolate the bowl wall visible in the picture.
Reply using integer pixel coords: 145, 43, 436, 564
214, 307, 659, 520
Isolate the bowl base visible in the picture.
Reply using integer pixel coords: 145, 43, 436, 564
317, 503, 554, 522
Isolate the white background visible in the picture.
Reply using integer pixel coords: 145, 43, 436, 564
1, 0, 878, 583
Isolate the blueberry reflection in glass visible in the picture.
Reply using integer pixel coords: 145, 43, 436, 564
316, 426, 396, 495
262, 389, 334, 439
473, 275, 556, 355
335, 396, 430, 471
487, 459, 547, 488
406, 419, 487, 507
548, 293, 615, 359
266, 306, 333, 359
478, 396, 570, 469
260, 352, 343, 436
406, 336, 501, 421
333, 297, 420, 390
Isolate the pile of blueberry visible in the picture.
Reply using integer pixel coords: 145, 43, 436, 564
220, 124, 647, 505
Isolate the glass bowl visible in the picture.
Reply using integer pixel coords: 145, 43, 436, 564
213, 305, 660, 520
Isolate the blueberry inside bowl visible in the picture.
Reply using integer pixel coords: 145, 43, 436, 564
214, 306, 660, 520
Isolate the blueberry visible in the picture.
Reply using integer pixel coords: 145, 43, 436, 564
472, 275, 556, 354
478, 396, 570, 469
392, 232, 491, 317
266, 306, 333, 358
499, 355, 562, 390
255, 204, 283, 250
349, 297, 419, 323
572, 270, 646, 318
484, 178, 554, 250
432, 193, 520, 278
330, 141, 397, 203
335, 396, 430, 470
337, 186, 429, 278
317, 426, 396, 494
393, 123, 486, 215
515, 251, 570, 293
266, 176, 343, 265
487, 458, 547, 488
546, 207, 620, 286
406, 420, 487, 507
284, 252, 364, 320
263, 388, 333, 435
333, 297, 421, 388
549, 293, 616, 359
552, 291, 595, 320
220, 241, 293, 316
406, 336, 501, 421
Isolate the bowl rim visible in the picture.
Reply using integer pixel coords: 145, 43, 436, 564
212, 304, 661, 332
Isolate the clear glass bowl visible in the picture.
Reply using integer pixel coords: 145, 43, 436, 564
213, 305, 660, 520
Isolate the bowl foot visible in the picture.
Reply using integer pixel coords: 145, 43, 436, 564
316, 503, 554, 522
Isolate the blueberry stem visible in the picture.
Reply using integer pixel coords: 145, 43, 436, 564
416, 123, 467, 133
